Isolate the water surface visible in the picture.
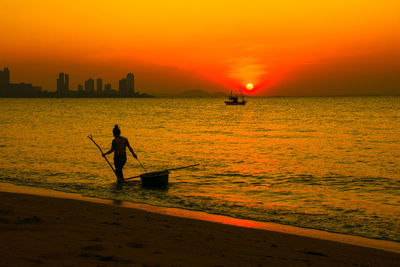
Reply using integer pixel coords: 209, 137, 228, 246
0, 97, 399, 241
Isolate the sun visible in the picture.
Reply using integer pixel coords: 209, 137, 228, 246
246, 83, 254, 90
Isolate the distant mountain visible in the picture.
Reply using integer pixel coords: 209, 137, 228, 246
174, 89, 227, 98
211, 91, 228, 97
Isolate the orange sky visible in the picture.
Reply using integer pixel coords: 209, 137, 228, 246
1, 0, 399, 96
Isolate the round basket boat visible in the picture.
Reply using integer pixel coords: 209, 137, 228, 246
140, 170, 169, 187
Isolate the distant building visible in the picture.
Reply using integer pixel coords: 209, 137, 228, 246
0, 67, 42, 97
8, 83, 42, 96
57, 73, 64, 93
85, 78, 95, 92
119, 73, 135, 96
103, 83, 117, 97
65, 74, 69, 91
57, 72, 69, 95
96, 78, 102, 94
104, 83, 112, 92
0, 67, 10, 87
77, 84, 83, 92
119, 78, 127, 96
126, 73, 135, 95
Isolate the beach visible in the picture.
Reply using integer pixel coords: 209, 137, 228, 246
1, 188, 399, 266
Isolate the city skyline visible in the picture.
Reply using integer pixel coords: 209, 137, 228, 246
1, 1, 400, 96
0, 68, 152, 97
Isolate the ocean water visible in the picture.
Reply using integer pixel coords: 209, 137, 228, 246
0, 97, 399, 242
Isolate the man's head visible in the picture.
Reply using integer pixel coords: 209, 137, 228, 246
113, 125, 121, 137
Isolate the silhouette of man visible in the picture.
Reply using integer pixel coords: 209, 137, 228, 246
103, 125, 137, 183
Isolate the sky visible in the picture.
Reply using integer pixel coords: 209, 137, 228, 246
1, 0, 399, 96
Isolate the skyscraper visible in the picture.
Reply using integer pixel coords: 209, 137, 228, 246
57, 73, 65, 94
0, 67, 10, 87
57, 72, 69, 95
119, 78, 127, 96
85, 78, 94, 92
126, 73, 134, 95
96, 78, 102, 94
119, 73, 135, 96
65, 74, 69, 91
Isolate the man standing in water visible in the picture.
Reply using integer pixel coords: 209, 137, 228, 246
102, 125, 137, 183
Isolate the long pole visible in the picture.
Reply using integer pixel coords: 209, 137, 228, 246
124, 174, 142, 181
136, 158, 147, 172
167, 164, 199, 171
87, 135, 117, 177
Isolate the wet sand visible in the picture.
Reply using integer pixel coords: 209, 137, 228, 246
1, 189, 399, 266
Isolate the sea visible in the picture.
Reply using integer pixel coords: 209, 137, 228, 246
0, 96, 399, 242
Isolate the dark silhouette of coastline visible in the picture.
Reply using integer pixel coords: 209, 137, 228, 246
0, 68, 154, 98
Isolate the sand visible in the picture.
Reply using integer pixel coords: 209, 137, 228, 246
1, 189, 399, 266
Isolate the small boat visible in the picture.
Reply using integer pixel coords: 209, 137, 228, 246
125, 164, 199, 187
140, 170, 169, 187
225, 90, 247, 105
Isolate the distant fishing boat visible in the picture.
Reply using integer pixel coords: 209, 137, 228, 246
225, 90, 247, 105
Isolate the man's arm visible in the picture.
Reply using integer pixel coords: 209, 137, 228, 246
102, 140, 115, 157
126, 139, 137, 159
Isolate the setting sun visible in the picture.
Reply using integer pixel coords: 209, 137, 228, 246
1, 1, 399, 96
246, 83, 254, 90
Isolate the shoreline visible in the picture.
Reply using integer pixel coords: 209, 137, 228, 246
1, 182, 399, 254
1, 182, 399, 266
